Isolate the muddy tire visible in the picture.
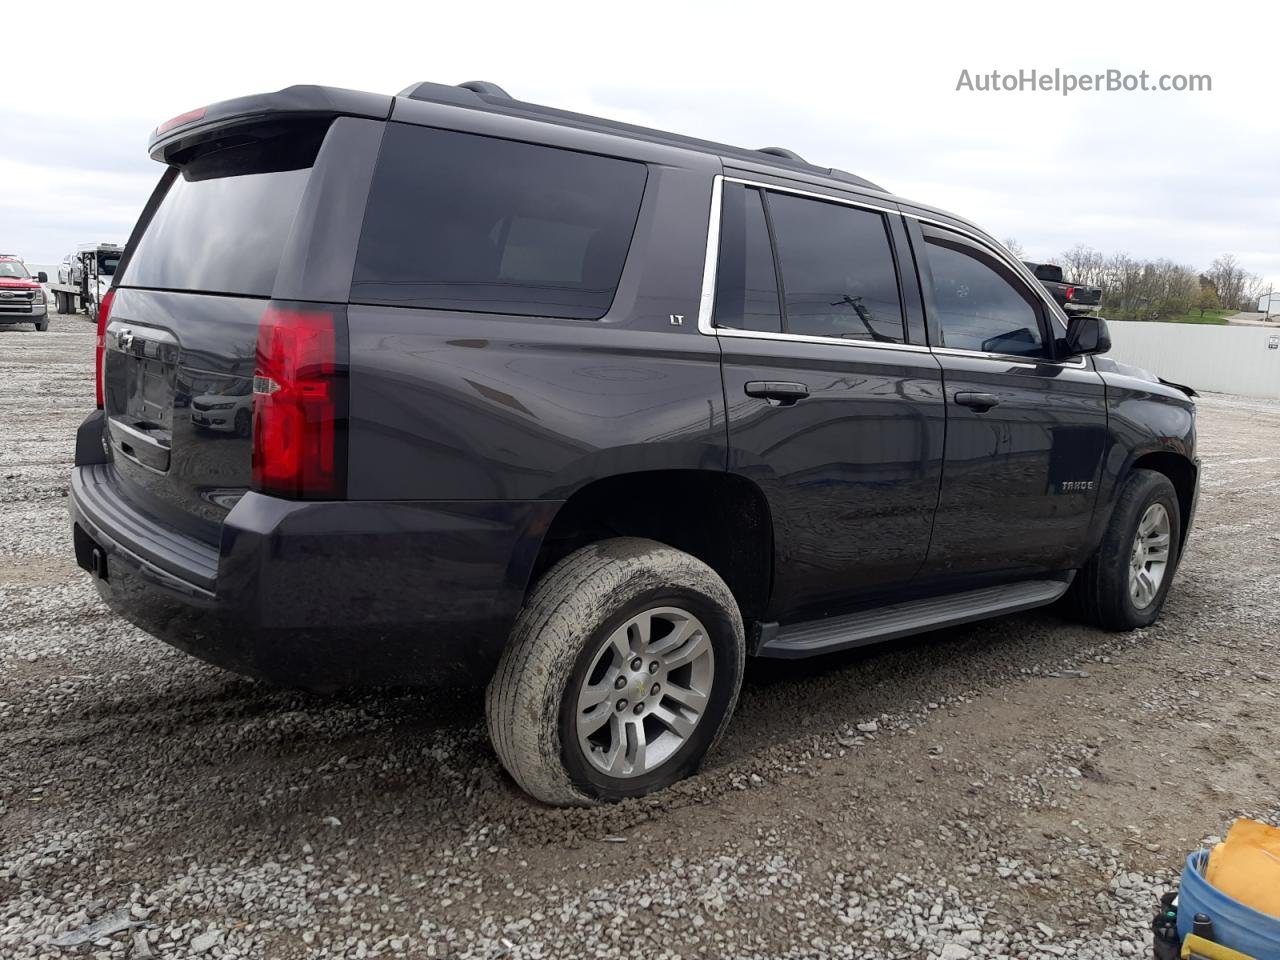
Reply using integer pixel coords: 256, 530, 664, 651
486, 537, 745, 806
1072, 469, 1181, 630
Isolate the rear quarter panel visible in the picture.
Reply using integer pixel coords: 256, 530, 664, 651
344, 157, 728, 501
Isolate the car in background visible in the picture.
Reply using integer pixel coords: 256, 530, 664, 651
0, 256, 50, 330
190, 381, 253, 437
1023, 261, 1103, 314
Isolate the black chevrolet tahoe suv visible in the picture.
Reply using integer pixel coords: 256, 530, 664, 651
70, 81, 1200, 806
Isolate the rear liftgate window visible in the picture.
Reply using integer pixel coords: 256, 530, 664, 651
122, 125, 326, 296
351, 124, 648, 319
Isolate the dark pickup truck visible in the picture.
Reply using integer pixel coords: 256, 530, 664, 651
70, 81, 1199, 806
1023, 261, 1103, 314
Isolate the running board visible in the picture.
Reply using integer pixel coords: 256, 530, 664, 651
757, 578, 1073, 659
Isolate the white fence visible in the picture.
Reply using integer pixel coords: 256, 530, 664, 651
1104, 320, 1280, 400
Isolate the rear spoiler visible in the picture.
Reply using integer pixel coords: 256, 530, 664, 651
148, 85, 393, 163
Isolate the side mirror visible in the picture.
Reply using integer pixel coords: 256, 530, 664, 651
1063, 314, 1111, 357
36, 271, 48, 283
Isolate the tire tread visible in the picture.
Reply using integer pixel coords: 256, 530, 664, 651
485, 537, 744, 806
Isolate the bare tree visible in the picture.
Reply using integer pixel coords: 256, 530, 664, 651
1003, 237, 1026, 259
1206, 254, 1259, 311
1035, 245, 1262, 319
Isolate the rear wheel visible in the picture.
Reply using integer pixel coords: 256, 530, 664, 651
1072, 469, 1181, 630
486, 537, 744, 806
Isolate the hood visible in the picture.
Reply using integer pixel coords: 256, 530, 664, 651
0, 276, 39, 290
1092, 355, 1198, 399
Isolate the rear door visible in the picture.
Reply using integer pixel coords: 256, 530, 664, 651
713, 179, 946, 622
104, 116, 381, 543
912, 222, 1108, 580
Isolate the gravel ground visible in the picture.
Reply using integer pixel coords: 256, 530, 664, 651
2, 312, 1278, 959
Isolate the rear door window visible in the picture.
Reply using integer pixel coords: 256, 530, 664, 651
765, 192, 906, 343
714, 184, 782, 333
351, 124, 648, 320
121, 130, 323, 297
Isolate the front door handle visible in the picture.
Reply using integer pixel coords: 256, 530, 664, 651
745, 381, 810, 405
954, 391, 1000, 411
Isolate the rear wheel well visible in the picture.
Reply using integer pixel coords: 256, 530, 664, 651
1131, 452, 1197, 546
529, 471, 773, 622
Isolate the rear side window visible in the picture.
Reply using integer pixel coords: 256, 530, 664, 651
122, 129, 323, 297
766, 193, 905, 343
714, 184, 781, 332
351, 124, 648, 320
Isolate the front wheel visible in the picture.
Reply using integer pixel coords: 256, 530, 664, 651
486, 538, 745, 806
1072, 469, 1181, 630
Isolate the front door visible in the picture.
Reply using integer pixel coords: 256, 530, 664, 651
713, 180, 946, 621
912, 223, 1108, 581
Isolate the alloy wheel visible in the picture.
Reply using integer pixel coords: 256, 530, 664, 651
1129, 502, 1171, 609
574, 606, 715, 778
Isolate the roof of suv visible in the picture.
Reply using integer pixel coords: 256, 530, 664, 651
148, 80, 888, 195
146, 80, 1000, 248
397, 80, 888, 194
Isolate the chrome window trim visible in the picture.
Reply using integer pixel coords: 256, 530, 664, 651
715, 325, 934, 354
695, 174, 724, 336
931, 346, 1085, 369
695, 173, 1084, 367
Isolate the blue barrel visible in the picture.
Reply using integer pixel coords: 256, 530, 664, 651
1177, 850, 1280, 957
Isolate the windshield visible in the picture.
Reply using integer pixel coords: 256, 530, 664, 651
0, 260, 31, 280
97, 251, 121, 276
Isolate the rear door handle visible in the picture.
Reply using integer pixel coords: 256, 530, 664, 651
954, 391, 1000, 411
745, 381, 810, 405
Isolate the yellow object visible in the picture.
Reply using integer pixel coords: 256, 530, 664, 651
1181, 932, 1257, 960
1205, 819, 1280, 919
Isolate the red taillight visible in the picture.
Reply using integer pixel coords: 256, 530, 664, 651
1065, 286, 1076, 302
251, 305, 346, 499
155, 106, 207, 136
94, 287, 116, 409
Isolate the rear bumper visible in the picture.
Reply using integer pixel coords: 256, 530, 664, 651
70, 447, 558, 689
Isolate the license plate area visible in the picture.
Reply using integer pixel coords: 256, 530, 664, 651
104, 323, 178, 473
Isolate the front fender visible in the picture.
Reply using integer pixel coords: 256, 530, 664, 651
1088, 365, 1197, 547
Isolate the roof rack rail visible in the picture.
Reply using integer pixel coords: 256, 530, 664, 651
395, 82, 886, 194
456, 80, 512, 99
756, 146, 805, 162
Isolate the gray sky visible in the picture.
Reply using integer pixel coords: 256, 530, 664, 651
7, 0, 1278, 288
